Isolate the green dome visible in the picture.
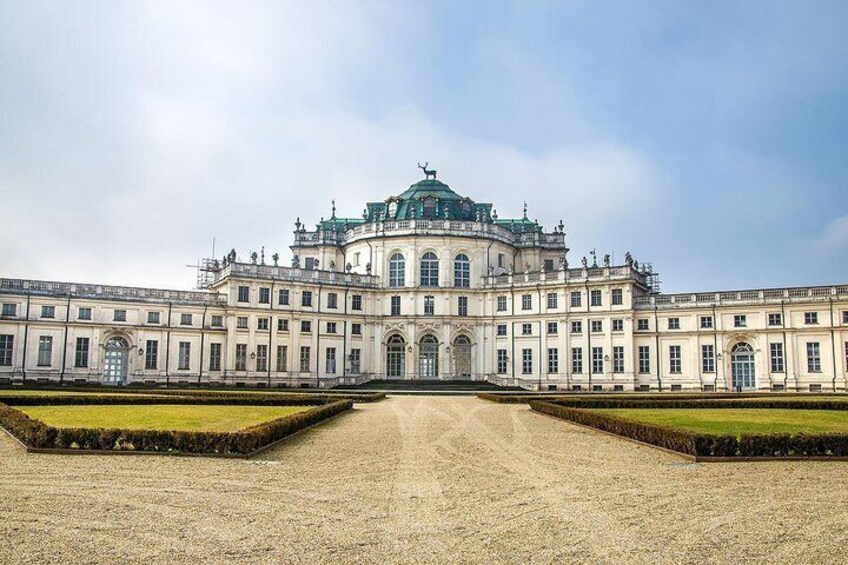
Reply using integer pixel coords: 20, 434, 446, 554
397, 179, 464, 201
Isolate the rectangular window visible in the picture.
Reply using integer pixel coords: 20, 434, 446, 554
236, 344, 247, 371
424, 295, 435, 316
352, 323, 362, 335
592, 347, 604, 374
301, 320, 312, 333
305, 257, 317, 270
237, 286, 250, 302
389, 255, 405, 287
807, 342, 821, 372
613, 346, 624, 373
496, 296, 507, 312
327, 322, 337, 334
258, 287, 270, 304
353, 252, 361, 267
73, 337, 89, 368
522, 294, 532, 310
350, 348, 361, 373
37, 336, 52, 366
612, 319, 623, 332
734, 315, 747, 328
571, 321, 582, 334
547, 293, 558, 309
805, 312, 818, 325
638, 346, 650, 374
210, 315, 223, 327
180, 313, 192, 326
637, 319, 649, 331
770, 342, 785, 373
843, 311, 848, 324
300, 346, 311, 373
113, 309, 127, 322
325, 347, 337, 374
256, 344, 268, 372
237, 316, 248, 329
570, 291, 581, 307
611, 288, 623, 306
209, 343, 221, 372
1, 303, 16, 317
147, 311, 160, 325
547, 322, 558, 335
0, 335, 13, 366
352, 295, 363, 311
700, 316, 713, 329
497, 324, 507, 336
302, 291, 313, 307
278, 289, 290, 305
590, 290, 602, 307
41, 305, 55, 318
327, 292, 338, 309
669, 345, 682, 374
276, 345, 288, 372
277, 318, 289, 332
257, 317, 269, 331
547, 348, 559, 373
571, 347, 583, 374
391, 295, 402, 316
522, 349, 532, 374
458, 296, 468, 317
145, 340, 158, 370
701, 344, 715, 373
522, 323, 532, 336
668, 318, 680, 330
768, 313, 782, 326
497, 349, 508, 374
178, 342, 191, 371
497, 253, 505, 268
77, 307, 91, 320
544, 259, 554, 271
591, 320, 602, 333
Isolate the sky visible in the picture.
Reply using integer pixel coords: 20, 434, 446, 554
1, 0, 847, 293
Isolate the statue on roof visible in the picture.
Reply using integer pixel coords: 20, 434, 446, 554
291, 254, 300, 268
523, 201, 528, 219
581, 256, 588, 268
272, 252, 279, 267
625, 251, 633, 266
418, 161, 437, 180
331, 199, 336, 219
603, 254, 610, 268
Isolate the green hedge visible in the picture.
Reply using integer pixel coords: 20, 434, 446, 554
0, 399, 352, 456
0, 386, 385, 403
0, 392, 383, 407
530, 401, 848, 458
547, 398, 848, 411
477, 392, 808, 404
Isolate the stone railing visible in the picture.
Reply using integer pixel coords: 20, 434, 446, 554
218, 262, 380, 288
0, 278, 226, 305
483, 265, 647, 289
633, 285, 848, 309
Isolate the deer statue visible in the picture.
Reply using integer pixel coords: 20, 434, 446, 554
418, 162, 437, 179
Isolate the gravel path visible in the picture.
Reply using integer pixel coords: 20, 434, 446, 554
2, 396, 847, 564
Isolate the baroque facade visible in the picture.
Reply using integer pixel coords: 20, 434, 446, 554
2, 172, 848, 391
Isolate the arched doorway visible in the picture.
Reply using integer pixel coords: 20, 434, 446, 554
419, 335, 439, 379
452, 335, 472, 379
731, 343, 755, 391
386, 335, 405, 379
103, 337, 129, 385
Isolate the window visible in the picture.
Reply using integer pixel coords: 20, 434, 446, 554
702, 344, 715, 373
611, 288, 623, 306
236, 344, 247, 371
237, 286, 250, 302
78, 307, 91, 320
497, 296, 507, 312
237, 316, 248, 329
352, 323, 362, 335
1, 303, 16, 317
700, 316, 713, 329
497, 253, 505, 268
570, 291, 581, 307
638, 346, 650, 374
548, 348, 559, 373
637, 319, 649, 331
389, 253, 405, 287
350, 348, 361, 373
276, 345, 288, 372
114, 310, 127, 322
257, 317, 269, 331
278, 289, 289, 305
0, 335, 13, 366
420, 252, 439, 287
209, 343, 222, 372
592, 347, 604, 374
256, 344, 268, 372
457, 296, 468, 317
327, 292, 338, 309
327, 322, 337, 334
454, 254, 470, 287
211, 315, 223, 327
391, 295, 402, 316
277, 319, 289, 332
807, 342, 821, 372
259, 287, 270, 304
770, 342, 784, 373
497, 349, 508, 374
74, 337, 89, 368
612, 319, 623, 332
768, 313, 782, 326
300, 346, 311, 372
546, 293, 558, 309
668, 318, 680, 330
590, 290, 602, 307
302, 291, 313, 307
571, 321, 582, 334
571, 347, 583, 374
497, 324, 507, 336
41, 305, 55, 318
353, 252, 361, 267
522, 323, 532, 336
424, 295, 435, 316
145, 340, 158, 370
843, 311, 848, 324
734, 315, 747, 328
301, 320, 312, 333
547, 322, 558, 335
591, 320, 602, 333
805, 312, 818, 325
305, 257, 317, 270
522, 349, 533, 374
37, 336, 52, 366
178, 342, 191, 371
180, 313, 192, 326
352, 295, 362, 311
613, 346, 624, 373
521, 294, 533, 311
669, 345, 681, 374
325, 347, 337, 374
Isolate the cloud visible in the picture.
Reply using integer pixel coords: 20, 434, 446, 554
812, 214, 848, 255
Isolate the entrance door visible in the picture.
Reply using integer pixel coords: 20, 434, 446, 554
453, 335, 472, 379
103, 337, 129, 385
419, 335, 439, 379
731, 343, 755, 390
386, 335, 405, 379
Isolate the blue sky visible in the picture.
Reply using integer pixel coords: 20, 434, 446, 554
1, 1, 846, 291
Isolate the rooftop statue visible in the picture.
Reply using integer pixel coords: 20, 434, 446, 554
418, 161, 437, 180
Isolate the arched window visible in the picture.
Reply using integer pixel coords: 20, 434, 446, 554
386, 334, 405, 378
420, 252, 439, 287
454, 253, 470, 288
389, 253, 405, 288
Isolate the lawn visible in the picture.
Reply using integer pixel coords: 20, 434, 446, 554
16, 404, 311, 432
588, 408, 848, 436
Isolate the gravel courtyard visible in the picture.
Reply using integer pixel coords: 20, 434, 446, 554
2, 396, 847, 564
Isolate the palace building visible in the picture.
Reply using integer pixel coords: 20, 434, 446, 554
2, 168, 847, 391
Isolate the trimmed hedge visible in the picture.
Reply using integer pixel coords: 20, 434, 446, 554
530, 400, 848, 458
476, 392, 806, 404
0, 399, 352, 456
0, 392, 383, 406
547, 398, 848, 411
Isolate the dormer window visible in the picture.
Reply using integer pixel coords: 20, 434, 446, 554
388, 201, 398, 218
423, 197, 436, 218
